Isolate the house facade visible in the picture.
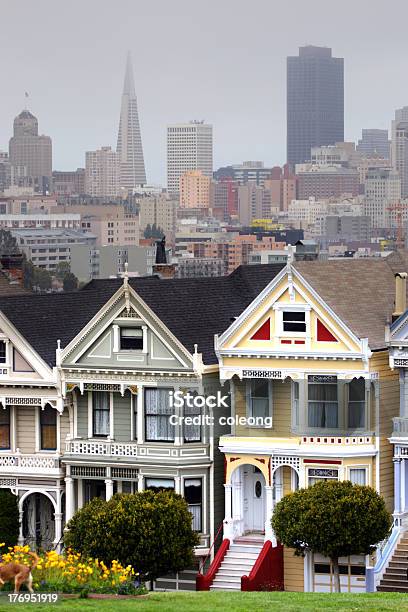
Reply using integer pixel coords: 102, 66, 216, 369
212, 257, 407, 592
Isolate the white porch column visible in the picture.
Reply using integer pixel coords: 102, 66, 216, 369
65, 476, 75, 523
18, 508, 24, 546
223, 483, 233, 539
54, 513, 63, 552
105, 468, 114, 501
264, 485, 276, 544
77, 479, 84, 509
174, 476, 181, 494
394, 458, 402, 522
137, 472, 144, 492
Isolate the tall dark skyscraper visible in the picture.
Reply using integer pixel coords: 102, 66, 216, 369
286, 46, 344, 166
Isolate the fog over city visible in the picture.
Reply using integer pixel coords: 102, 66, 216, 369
1, 0, 407, 184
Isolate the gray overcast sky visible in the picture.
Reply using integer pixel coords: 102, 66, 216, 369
1, 0, 407, 184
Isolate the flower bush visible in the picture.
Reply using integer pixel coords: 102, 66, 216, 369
0, 544, 145, 595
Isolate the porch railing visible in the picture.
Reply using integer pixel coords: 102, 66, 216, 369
366, 525, 401, 591
196, 536, 230, 591
0, 453, 60, 470
65, 439, 138, 457
392, 417, 408, 436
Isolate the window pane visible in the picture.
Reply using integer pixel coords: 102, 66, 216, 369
145, 478, 174, 490
251, 380, 269, 398
120, 327, 143, 350
93, 392, 110, 436
349, 468, 366, 485
0, 407, 10, 449
185, 478, 202, 532
0, 342, 5, 364
349, 378, 365, 401
40, 405, 57, 450
145, 388, 174, 441
184, 393, 201, 442
283, 312, 305, 322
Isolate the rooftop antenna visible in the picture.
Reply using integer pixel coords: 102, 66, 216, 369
24, 91, 29, 110
123, 262, 130, 312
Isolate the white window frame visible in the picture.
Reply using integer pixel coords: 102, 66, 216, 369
112, 324, 147, 354
273, 304, 312, 346
182, 475, 205, 534
87, 391, 113, 439
346, 378, 369, 432
35, 404, 60, 453
246, 379, 273, 428
307, 467, 339, 487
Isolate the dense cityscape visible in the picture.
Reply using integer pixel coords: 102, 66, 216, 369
3, 3, 408, 609
1, 45, 407, 291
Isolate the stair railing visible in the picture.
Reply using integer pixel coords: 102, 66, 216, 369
241, 541, 284, 592
366, 525, 401, 592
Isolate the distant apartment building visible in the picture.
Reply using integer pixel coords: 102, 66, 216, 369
85, 147, 120, 197
179, 170, 210, 209
0, 213, 80, 230
264, 165, 297, 211
52, 169, 85, 196
10, 228, 96, 270
358, 157, 391, 185
9, 110, 52, 194
287, 197, 328, 226
237, 183, 276, 225
0, 195, 58, 214
287, 46, 344, 165
214, 161, 272, 187
311, 144, 349, 166
139, 196, 177, 240
167, 121, 213, 194
175, 256, 225, 278
186, 234, 285, 274
296, 165, 360, 199
209, 177, 238, 219
391, 107, 408, 198
0, 152, 12, 193
357, 129, 390, 159
61, 204, 138, 246
324, 215, 371, 242
70, 244, 155, 282
363, 167, 401, 228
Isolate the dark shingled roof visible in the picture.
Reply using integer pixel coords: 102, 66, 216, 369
0, 264, 285, 367
1, 253, 408, 368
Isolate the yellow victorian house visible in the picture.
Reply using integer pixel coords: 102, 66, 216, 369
207, 254, 408, 593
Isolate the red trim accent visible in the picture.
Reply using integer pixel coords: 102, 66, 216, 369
241, 541, 284, 591
196, 538, 230, 590
303, 459, 342, 465
317, 319, 338, 342
294, 340, 305, 345
251, 318, 270, 340
281, 339, 291, 344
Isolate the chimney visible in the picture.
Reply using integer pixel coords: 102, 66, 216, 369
393, 272, 408, 321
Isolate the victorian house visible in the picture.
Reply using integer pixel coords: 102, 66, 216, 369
199, 254, 408, 593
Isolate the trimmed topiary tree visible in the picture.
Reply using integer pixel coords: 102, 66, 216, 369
0, 489, 19, 548
271, 480, 392, 592
64, 490, 200, 583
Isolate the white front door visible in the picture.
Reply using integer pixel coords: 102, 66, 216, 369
243, 466, 265, 533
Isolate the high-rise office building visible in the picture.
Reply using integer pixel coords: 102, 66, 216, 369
287, 46, 344, 166
363, 168, 401, 229
167, 121, 213, 194
85, 147, 120, 198
179, 170, 210, 209
116, 52, 146, 191
9, 109, 52, 193
392, 107, 408, 198
357, 129, 390, 159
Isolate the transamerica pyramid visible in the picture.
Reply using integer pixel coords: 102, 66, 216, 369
116, 52, 146, 190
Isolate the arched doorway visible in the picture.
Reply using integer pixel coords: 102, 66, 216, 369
243, 465, 266, 534
22, 493, 55, 551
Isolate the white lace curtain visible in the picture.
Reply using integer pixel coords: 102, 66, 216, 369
145, 388, 174, 441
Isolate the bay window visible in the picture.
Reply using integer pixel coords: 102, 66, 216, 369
308, 376, 338, 428
40, 405, 57, 450
92, 391, 110, 437
0, 407, 10, 449
145, 388, 174, 442
184, 478, 202, 532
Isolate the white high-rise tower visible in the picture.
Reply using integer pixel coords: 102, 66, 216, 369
117, 52, 146, 191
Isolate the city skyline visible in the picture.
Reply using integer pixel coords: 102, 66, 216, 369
1, 0, 407, 184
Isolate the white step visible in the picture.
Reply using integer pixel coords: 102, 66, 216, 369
213, 576, 241, 584
217, 569, 247, 577
210, 582, 241, 590
225, 552, 259, 560
219, 563, 253, 572
229, 544, 263, 554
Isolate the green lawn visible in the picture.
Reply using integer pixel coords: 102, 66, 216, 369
1, 592, 408, 612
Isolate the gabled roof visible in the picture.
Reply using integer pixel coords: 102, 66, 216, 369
1, 252, 407, 368
0, 264, 285, 367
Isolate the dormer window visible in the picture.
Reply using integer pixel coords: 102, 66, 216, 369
120, 327, 143, 351
283, 311, 306, 333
